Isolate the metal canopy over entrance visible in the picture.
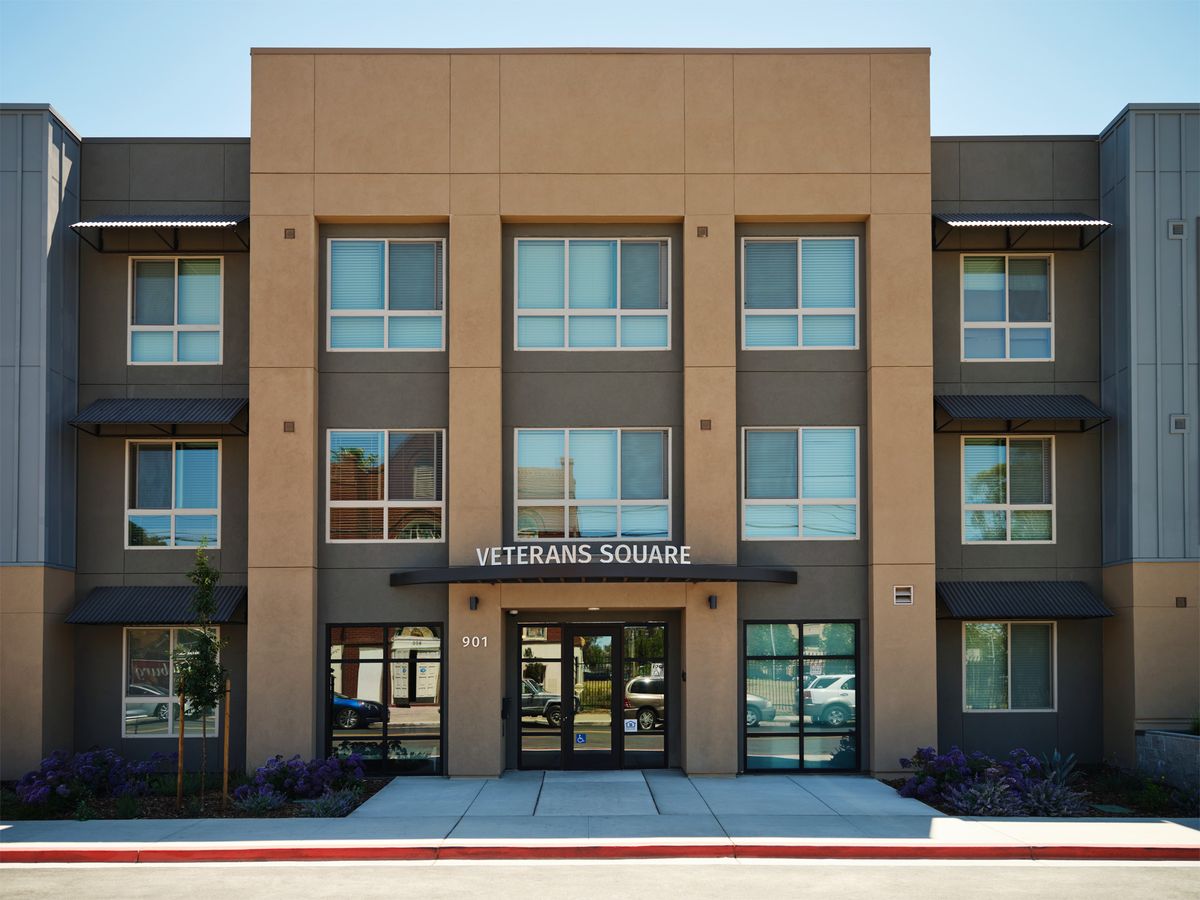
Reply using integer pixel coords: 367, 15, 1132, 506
70, 214, 249, 253
391, 564, 797, 586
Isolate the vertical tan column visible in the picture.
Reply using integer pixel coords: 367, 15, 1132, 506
680, 53, 738, 774
0, 566, 74, 779
866, 53, 936, 775
446, 216, 502, 774
246, 52, 319, 766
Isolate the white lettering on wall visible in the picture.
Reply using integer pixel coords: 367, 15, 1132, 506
471, 543, 692, 566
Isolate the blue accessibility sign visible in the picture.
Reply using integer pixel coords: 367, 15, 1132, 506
575, 733, 587, 744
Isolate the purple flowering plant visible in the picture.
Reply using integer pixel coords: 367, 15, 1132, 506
15, 748, 174, 806
231, 753, 365, 807
898, 746, 1044, 805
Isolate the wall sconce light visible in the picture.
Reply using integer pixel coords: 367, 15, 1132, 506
708, 595, 718, 610
469, 595, 479, 611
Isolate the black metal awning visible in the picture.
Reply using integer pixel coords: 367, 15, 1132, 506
390, 564, 798, 586
66, 585, 247, 625
71, 215, 248, 253
934, 394, 1108, 433
937, 581, 1111, 619
70, 397, 247, 436
932, 212, 1111, 251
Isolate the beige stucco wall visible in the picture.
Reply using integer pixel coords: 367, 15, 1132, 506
249, 47, 932, 774
0, 565, 75, 779
1102, 561, 1200, 766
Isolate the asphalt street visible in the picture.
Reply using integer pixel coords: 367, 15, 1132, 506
2, 860, 1197, 900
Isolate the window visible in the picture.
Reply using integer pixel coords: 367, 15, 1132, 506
124, 627, 220, 737
741, 237, 858, 349
744, 622, 858, 770
126, 441, 220, 548
742, 427, 859, 540
515, 428, 670, 540
963, 621, 1055, 711
961, 255, 1053, 360
328, 624, 443, 774
129, 257, 222, 364
515, 238, 670, 350
962, 436, 1054, 543
328, 239, 445, 351
327, 430, 445, 542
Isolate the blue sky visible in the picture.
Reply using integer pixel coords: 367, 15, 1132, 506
1, 0, 1197, 137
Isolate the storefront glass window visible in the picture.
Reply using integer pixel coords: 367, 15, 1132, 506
327, 624, 443, 773
744, 621, 858, 771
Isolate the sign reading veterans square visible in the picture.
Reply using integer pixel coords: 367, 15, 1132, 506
474, 544, 692, 566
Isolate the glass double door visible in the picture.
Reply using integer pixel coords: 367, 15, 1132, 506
518, 622, 666, 770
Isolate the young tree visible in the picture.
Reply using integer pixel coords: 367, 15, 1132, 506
173, 542, 228, 811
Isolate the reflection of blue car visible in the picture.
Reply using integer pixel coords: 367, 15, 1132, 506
332, 692, 388, 729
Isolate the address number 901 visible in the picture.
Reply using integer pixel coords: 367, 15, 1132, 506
462, 636, 488, 648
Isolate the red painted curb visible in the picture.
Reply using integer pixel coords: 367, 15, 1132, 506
2, 843, 1198, 864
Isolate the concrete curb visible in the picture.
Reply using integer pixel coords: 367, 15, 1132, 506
3, 843, 1198, 864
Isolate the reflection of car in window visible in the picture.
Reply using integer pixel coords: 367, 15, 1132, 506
803, 675, 856, 727
623, 678, 777, 730
331, 692, 388, 730
126, 683, 169, 721
520, 678, 580, 727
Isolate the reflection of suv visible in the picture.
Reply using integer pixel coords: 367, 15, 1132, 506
803, 675, 856, 727
521, 678, 579, 727
623, 678, 778, 729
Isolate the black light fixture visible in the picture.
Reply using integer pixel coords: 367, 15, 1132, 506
469, 595, 479, 611
708, 594, 718, 610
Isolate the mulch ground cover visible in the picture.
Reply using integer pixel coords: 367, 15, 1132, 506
0, 776, 392, 821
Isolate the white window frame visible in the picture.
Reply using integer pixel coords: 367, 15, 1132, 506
513, 427, 673, 541
128, 256, 224, 365
961, 620, 1057, 713
959, 253, 1055, 362
325, 428, 447, 543
961, 434, 1055, 545
326, 238, 447, 353
122, 626, 222, 738
513, 237, 673, 352
740, 236, 860, 351
740, 426, 861, 542
124, 439, 222, 550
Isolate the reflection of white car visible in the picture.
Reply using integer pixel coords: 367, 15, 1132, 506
803, 675, 856, 727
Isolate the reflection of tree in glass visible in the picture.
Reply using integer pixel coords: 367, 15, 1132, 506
388, 509, 442, 540
330, 447, 381, 501
746, 623, 797, 656
522, 647, 546, 683
625, 626, 664, 659
129, 521, 168, 547
580, 637, 609, 670
966, 458, 1006, 540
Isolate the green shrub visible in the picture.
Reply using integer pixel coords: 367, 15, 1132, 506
1022, 779, 1088, 816
298, 787, 362, 818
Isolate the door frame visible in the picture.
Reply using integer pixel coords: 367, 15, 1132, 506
563, 624, 622, 770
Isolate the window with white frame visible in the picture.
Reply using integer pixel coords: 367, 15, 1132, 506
742, 427, 859, 539
129, 257, 222, 364
962, 436, 1054, 543
328, 239, 445, 351
124, 626, 221, 737
515, 238, 670, 350
741, 237, 858, 349
963, 621, 1055, 711
126, 441, 220, 548
961, 255, 1053, 360
327, 430, 445, 541
515, 428, 670, 540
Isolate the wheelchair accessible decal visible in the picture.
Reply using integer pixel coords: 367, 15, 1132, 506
575, 733, 587, 744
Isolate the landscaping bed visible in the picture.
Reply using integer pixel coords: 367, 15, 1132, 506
0, 748, 392, 821
884, 746, 1200, 819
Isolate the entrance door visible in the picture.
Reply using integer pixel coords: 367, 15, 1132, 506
564, 626, 620, 769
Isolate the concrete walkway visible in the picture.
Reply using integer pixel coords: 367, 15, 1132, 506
2, 772, 1198, 863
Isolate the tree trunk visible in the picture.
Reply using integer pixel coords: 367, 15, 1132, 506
222, 679, 231, 810
176, 693, 185, 809
200, 711, 207, 812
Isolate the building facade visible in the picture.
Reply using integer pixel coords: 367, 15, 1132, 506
1, 50, 1196, 781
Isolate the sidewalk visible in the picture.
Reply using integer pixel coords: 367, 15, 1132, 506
3, 772, 1198, 863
